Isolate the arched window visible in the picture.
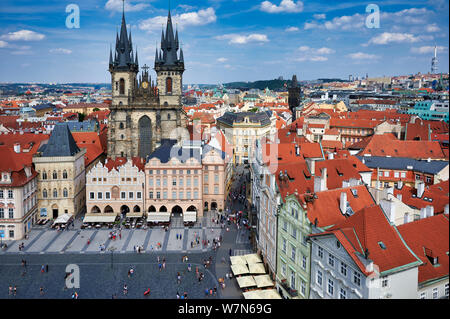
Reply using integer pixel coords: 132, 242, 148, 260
53, 189, 58, 198
42, 171, 47, 180
43, 189, 48, 198
53, 171, 57, 179
63, 170, 68, 179
167, 113, 171, 120
119, 78, 125, 95
166, 77, 172, 94
63, 188, 68, 198
119, 122, 124, 129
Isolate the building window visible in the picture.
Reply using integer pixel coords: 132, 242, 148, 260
9, 230, 14, 238
302, 256, 307, 270
137, 192, 141, 199
432, 288, 438, 299
156, 192, 160, 199
394, 172, 399, 178
425, 176, 432, 183
119, 78, 125, 95
172, 179, 177, 186
163, 178, 167, 187
166, 77, 173, 94
63, 189, 68, 198
204, 174, 209, 183
328, 254, 335, 267
179, 192, 183, 199
0, 208, 3, 219
42, 171, 47, 180
53, 189, 58, 198
163, 191, 167, 199
53, 171, 58, 179
8, 190, 13, 199
384, 171, 389, 177
129, 192, 133, 199
445, 283, 449, 297
90, 192, 94, 199
204, 186, 208, 195
401, 172, 406, 178
214, 186, 219, 195
63, 170, 68, 179
300, 280, 306, 296
327, 279, 334, 296
340, 263, 347, 277
179, 178, 183, 187
316, 270, 323, 286
339, 288, 346, 299
0, 190, 3, 198
291, 244, 296, 261
186, 191, 191, 199
106, 192, 111, 199
172, 192, 177, 199
282, 238, 287, 253
290, 271, 296, 290
381, 277, 389, 288
420, 292, 426, 299
318, 246, 323, 259
281, 263, 286, 276
194, 191, 199, 199
353, 272, 361, 286
121, 192, 126, 199
282, 220, 288, 231
156, 179, 160, 187
291, 227, 297, 239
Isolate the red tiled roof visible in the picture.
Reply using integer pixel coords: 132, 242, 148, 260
316, 205, 421, 274
397, 214, 449, 284
321, 140, 343, 150
72, 132, 105, 167
360, 134, 446, 159
104, 157, 146, 172
0, 145, 37, 187
394, 182, 449, 214
303, 185, 376, 228
330, 118, 381, 129
0, 132, 50, 165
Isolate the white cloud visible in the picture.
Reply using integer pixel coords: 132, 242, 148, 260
295, 46, 334, 62
1, 30, 45, 41
313, 13, 326, 19
367, 32, 432, 45
49, 48, 72, 54
298, 46, 335, 55
410, 46, 447, 54
0, 40, 8, 48
217, 57, 228, 63
139, 8, 216, 32
425, 23, 441, 32
260, 0, 304, 13
285, 26, 299, 32
347, 52, 380, 60
304, 22, 320, 30
105, 0, 149, 12
216, 33, 269, 45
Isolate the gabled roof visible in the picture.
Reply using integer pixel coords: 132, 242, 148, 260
319, 205, 421, 274
72, 132, 105, 167
38, 123, 80, 157
393, 182, 449, 213
356, 156, 449, 175
397, 214, 449, 284
303, 185, 376, 228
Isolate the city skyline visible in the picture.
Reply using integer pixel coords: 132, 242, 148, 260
0, 0, 449, 84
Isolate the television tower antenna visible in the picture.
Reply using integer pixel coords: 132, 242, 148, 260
431, 45, 438, 74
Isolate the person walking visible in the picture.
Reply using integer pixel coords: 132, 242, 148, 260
41, 265, 45, 273
8, 286, 12, 295
177, 272, 181, 284
123, 284, 128, 295
13, 286, 17, 296
229, 248, 232, 256
40, 287, 44, 296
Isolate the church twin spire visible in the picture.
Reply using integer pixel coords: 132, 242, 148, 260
109, 1, 139, 72
155, 9, 185, 67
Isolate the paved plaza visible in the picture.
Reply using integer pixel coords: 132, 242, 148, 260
0, 166, 253, 299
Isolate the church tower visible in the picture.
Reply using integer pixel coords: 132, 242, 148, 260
107, 5, 187, 160
154, 9, 185, 107
288, 75, 301, 121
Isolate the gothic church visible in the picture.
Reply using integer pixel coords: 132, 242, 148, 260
107, 8, 187, 159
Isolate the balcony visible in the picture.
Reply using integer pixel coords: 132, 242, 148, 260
280, 279, 298, 298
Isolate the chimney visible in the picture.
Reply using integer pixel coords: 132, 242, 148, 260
417, 181, 425, 198
306, 158, 316, 176
340, 192, 347, 214
329, 152, 334, 160
403, 213, 410, 224
397, 180, 403, 189
295, 145, 300, 156
444, 204, 449, 215
426, 205, 434, 218
420, 207, 427, 219
13, 143, 21, 153
380, 199, 396, 223
322, 168, 327, 191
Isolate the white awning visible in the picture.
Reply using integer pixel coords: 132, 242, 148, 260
127, 212, 144, 218
147, 213, 171, 223
231, 264, 249, 276
236, 276, 257, 289
253, 275, 274, 288
83, 215, 117, 223
243, 253, 262, 264
183, 211, 197, 222
248, 263, 266, 274
54, 213, 72, 224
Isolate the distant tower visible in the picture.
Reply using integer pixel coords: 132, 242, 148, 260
431, 45, 438, 74
288, 75, 301, 121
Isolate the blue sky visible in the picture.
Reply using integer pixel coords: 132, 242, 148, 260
0, 0, 448, 84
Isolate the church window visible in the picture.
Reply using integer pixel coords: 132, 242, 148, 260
119, 122, 124, 129
119, 78, 125, 95
168, 113, 171, 120
115, 81, 119, 91
166, 77, 172, 94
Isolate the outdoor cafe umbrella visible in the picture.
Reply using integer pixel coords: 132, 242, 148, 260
230, 255, 247, 265
248, 263, 266, 275
253, 275, 274, 288
231, 264, 249, 276
243, 253, 262, 264
258, 289, 282, 299
236, 276, 257, 289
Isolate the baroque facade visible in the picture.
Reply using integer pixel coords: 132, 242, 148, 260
107, 9, 187, 160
